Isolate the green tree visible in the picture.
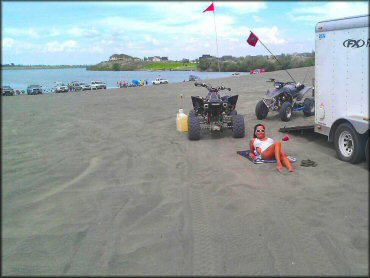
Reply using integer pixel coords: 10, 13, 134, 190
112, 63, 120, 71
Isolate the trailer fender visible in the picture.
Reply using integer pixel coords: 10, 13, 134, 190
329, 117, 369, 142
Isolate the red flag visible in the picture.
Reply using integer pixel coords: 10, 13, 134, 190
203, 2, 214, 13
247, 32, 259, 47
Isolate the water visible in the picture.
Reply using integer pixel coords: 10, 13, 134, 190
2, 68, 246, 93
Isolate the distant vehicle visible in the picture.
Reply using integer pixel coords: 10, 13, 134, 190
91, 81, 107, 90
53, 82, 69, 93
27, 85, 43, 95
2, 86, 14, 96
152, 78, 169, 85
189, 75, 200, 81
232, 73, 240, 76
79, 82, 91, 90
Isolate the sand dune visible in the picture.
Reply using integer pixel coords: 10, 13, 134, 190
2, 67, 368, 275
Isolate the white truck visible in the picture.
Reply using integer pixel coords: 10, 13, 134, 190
315, 14, 369, 164
152, 78, 169, 85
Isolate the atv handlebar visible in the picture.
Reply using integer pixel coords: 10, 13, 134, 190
194, 82, 231, 92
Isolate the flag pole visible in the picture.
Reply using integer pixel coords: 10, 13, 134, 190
250, 31, 296, 83
213, 7, 221, 72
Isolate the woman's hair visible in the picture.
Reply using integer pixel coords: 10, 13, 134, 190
253, 123, 266, 138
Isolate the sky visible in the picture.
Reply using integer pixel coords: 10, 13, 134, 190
2, 1, 368, 65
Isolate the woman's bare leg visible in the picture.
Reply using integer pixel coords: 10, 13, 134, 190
274, 142, 284, 172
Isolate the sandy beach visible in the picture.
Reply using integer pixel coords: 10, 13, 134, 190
2, 66, 368, 275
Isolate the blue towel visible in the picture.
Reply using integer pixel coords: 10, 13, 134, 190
237, 150, 296, 164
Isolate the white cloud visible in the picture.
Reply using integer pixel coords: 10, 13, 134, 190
288, 2, 368, 23
252, 15, 263, 23
44, 40, 78, 52
217, 2, 267, 14
2, 38, 14, 48
253, 26, 286, 45
5, 27, 40, 38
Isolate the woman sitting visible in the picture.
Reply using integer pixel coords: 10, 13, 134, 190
249, 123, 294, 173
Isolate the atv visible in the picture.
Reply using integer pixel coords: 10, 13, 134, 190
255, 78, 315, 122
188, 82, 245, 140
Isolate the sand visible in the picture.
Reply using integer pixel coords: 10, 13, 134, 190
2, 67, 368, 275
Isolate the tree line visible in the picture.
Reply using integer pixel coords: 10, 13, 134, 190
197, 53, 315, 72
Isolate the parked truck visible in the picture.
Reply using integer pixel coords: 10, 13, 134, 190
314, 14, 369, 165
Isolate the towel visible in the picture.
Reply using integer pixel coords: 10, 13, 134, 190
237, 150, 296, 164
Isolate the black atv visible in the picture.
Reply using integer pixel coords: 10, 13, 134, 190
255, 78, 314, 122
188, 82, 245, 140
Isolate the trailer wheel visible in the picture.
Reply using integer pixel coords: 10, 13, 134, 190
334, 122, 365, 164
365, 138, 369, 169
280, 102, 292, 122
303, 98, 315, 116
188, 114, 201, 140
255, 100, 269, 120
232, 114, 245, 138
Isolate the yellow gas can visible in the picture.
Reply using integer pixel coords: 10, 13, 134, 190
176, 109, 188, 132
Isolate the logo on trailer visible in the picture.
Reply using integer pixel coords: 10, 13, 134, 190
319, 34, 326, 39
343, 39, 370, 48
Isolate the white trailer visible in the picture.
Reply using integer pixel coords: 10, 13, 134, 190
315, 14, 369, 164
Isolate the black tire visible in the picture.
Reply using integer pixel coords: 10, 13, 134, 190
229, 110, 237, 116
255, 100, 268, 120
303, 98, 315, 116
232, 114, 245, 138
334, 122, 366, 164
280, 102, 292, 122
365, 138, 369, 169
188, 114, 201, 140
189, 109, 196, 117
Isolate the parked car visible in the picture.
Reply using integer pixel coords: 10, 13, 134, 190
79, 82, 91, 90
53, 82, 69, 93
152, 78, 169, 85
2, 86, 14, 96
27, 85, 43, 95
189, 75, 200, 81
91, 81, 107, 90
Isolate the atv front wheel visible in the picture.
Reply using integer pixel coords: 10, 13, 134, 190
188, 114, 201, 140
303, 98, 315, 116
255, 100, 269, 120
280, 102, 292, 122
232, 115, 245, 138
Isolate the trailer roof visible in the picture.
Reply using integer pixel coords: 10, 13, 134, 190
316, 14, 369, 32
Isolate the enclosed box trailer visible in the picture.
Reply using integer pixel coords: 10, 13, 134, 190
315, 14, 369, 164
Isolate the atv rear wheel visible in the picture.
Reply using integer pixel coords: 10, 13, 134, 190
189, 109, 196, 117
280, 102, 292, 122
303, 98, 315, 116
188, 114, 201, 140
229, 110, 237, 116
232, 115, 245, 138
255, 100, 269, 120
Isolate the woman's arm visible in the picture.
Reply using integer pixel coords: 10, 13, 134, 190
249, 139, 256, 159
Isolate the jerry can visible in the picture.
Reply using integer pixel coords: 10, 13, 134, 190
176, 109, 188, 132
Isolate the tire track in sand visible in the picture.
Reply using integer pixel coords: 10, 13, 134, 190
185, 142, 219, 275
31, 157, 100, 204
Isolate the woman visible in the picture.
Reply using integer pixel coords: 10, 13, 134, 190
249, 123, 294, 173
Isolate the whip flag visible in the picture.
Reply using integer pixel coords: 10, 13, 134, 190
202, 2, 220, 72
247, 32, 259, 47
203, 2, 214, 13
246, 30, 296, 83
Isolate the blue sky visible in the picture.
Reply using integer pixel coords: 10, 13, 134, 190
2, 1, 368, 65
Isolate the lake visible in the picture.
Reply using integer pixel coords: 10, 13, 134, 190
2, 68, 246, 93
